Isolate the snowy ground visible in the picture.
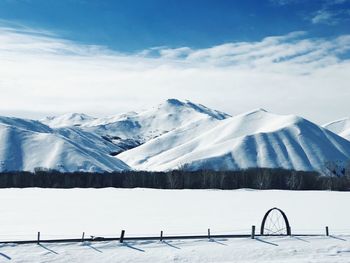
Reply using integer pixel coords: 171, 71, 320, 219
1, 235, 350, 262
1, 188, 350, 239
0, 188, 350, 262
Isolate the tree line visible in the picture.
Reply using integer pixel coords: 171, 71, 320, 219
0, 168, 349, 190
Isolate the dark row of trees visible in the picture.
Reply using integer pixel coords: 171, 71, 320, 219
0, 168, 349, 190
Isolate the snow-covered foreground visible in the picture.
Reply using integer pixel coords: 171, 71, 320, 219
2, 235, 350, 262
0, 188, 350, 241
1, 188, 350, 262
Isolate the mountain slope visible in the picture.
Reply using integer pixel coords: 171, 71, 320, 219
0, 116, 129, 172
41, 113, 96, 128
118, 109, 350, 172
83, 98, 230, 142
42, 99, 230, 152
3, 100, 350, 173
324, 118, 350, 140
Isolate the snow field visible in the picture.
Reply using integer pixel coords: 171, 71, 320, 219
0, 188, 349, 240
0, 188, 349, 262
1, 234, 350, 262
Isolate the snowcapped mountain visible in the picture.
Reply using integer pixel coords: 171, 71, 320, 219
118, 109, 350, 172
42, 99, 230, 152
0, 99, 229, 173
0, 116, 129, 172
324, 118, 350, 141
1, 99, 350, 174
82, 98, 229, 142
41, 113, 96, 128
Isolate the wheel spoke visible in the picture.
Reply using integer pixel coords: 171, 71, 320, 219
262, 209, 288, 235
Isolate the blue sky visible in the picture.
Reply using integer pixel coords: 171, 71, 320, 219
0, 0, 349, 51
0, 0, 349, 123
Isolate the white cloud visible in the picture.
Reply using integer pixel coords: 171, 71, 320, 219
311, 9, 339, 25
0, 25, 349, 124
311, 8, 350, 25
269, 0, 350, 25
309, 0, 350, 25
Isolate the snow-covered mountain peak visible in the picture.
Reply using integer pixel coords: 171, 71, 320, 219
119, 109, 350, 172
160, 98, 231, 120
235, 108, 271, 121
165, 98, 185, 106
68, 112, 93, 120
243, 108, 268, 115
228, 109, 306, 136
67, 99, 232, 147
42, 99, 230, 131
236, 108, 297, 121
41, 113, 96, 128
324, 117, 350, 140
2, 101, 350, 174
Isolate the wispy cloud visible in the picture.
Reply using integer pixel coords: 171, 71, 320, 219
139, 31, 350, 74
311, 9, 339, 25
270, 0, 350, 26
0, 24, 349, 123
310, 7, 350, 25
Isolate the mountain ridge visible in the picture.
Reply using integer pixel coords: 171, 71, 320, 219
0, 116, 129, 172
118, 109, 350, 172
1, 99, 350, 173
324, 117, 350, 141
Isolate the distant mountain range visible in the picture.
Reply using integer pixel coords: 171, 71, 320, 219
1, 99, 349, 174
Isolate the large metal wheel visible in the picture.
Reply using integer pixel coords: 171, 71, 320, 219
260, 207, 291, 236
